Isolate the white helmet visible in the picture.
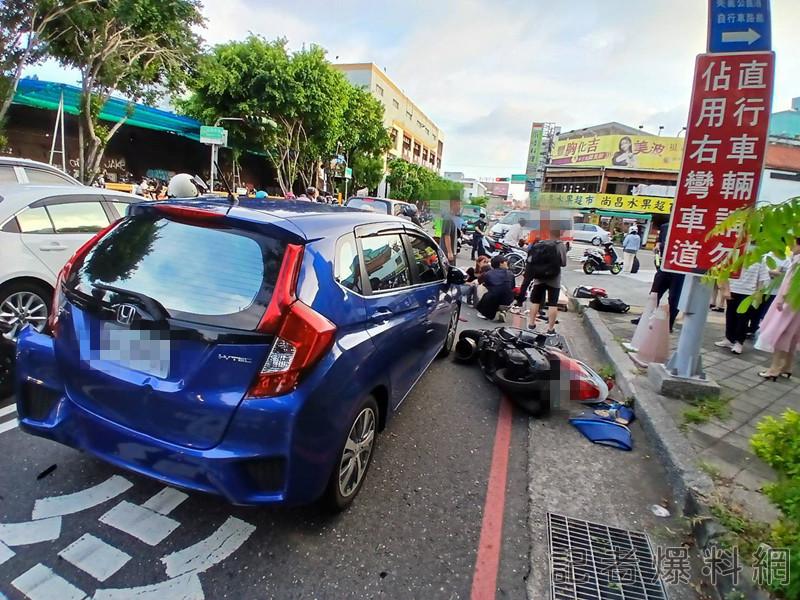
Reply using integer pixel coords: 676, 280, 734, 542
167, 173, 201, 198
629, 226, 638, 234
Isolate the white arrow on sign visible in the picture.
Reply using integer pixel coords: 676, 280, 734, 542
721, 28, 762, 45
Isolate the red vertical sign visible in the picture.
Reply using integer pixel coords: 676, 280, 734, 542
662, 51, 775, 274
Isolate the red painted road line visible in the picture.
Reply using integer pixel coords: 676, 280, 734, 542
470, 395, 514, 600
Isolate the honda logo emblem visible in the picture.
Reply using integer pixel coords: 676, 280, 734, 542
115, 304, 137, 325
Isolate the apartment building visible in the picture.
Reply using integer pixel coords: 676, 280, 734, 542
333, 63, 444, 173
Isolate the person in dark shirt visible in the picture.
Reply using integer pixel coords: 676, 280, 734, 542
477, 255, 515, 320
632, 220, 684, 331
471, 213, 488, 260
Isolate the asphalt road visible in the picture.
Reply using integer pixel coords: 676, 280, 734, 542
0, 245, 699, 600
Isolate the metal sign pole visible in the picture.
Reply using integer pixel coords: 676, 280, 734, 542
665, 276, 713, 378
210, 144, 216, 192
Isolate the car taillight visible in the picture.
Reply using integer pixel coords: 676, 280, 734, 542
48, 221, 120, 336
247, 244, 337, 398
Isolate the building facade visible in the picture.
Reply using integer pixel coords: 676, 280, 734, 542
333, 63, 444, 173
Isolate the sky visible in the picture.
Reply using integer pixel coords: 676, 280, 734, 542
27, 0, 800, 181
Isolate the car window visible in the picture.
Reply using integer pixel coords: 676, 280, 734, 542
335, 233, 362, 293
408, 235, 445, 283
393, 203, 405, 216
16, 206, 55, 234
26, 168, 74, 185
0, 165, 18, 183
111, 201, 131, 219
361, 233, 411, 292
46, 201, 110, 233
346, 197, 390, 214
73, 216, 284, 330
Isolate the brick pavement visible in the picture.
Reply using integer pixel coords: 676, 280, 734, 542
597, 307, 800, 523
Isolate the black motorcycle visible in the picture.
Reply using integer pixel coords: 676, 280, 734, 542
581, 242, 622, 275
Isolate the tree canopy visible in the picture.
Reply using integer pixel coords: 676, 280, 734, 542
43, 0, 204, 182
386, 158, 462, 207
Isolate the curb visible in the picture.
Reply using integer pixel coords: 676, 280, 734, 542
569, 296, 771, 600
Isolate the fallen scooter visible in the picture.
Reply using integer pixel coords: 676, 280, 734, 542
454, 327, 608, 416
581, 242, 622, 275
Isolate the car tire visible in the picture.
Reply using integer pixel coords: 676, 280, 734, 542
325, 396, 379, 512
591, 237, 602, 246
438, 306, 460, 358
0, 281, 52, 339
582, 262, 595, 275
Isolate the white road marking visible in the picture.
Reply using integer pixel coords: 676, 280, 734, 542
11, 563, 87, 600
99, 501, 179, 546
0, 517, 61, 546
0, 404, 16, 418
58, 533, 132, 582
0, 540, 15, 565
162, 516, 256, 578
0, 419, 18, 434
93, 572, 204, 600
141, 488, 187, 516
32, 476, 133, 520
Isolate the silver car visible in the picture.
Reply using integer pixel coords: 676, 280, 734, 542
0, 157, 81, 186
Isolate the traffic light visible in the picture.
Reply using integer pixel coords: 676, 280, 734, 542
244, 116, 277, 128
495, 177, 510, 182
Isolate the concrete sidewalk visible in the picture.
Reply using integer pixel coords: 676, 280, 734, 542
595, 305, 800, 523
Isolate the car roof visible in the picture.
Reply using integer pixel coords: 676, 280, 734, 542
142, 197, 421, 240
346, 196, 411, 206
0, 157, 81, 183
0, 184, 141, 217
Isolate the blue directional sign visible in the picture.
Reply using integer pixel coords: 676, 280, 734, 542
709, 0, 771, 53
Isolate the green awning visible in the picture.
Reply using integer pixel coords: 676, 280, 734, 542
13, 78, 202, 141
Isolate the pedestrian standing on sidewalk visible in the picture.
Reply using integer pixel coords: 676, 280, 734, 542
632, 220, 684, 332
756, 238, 800, 379
621, 226, 641, 273
526, 231, 567, 334
715, 259, 770, 355
748, 251, 790, 337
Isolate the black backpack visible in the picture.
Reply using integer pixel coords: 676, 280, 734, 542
589, 297, 631, 313
631, 256, 640, 274
525, 240, 561, 280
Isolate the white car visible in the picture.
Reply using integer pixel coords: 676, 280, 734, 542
0, 185, 142, 338
572, 223, 612, 246
0, 157, 81, 186
489, 210, 532, 239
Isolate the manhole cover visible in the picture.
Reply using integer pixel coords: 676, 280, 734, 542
547, 513, 669, 600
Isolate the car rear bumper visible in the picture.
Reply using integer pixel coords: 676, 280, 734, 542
14, 330, 338, 506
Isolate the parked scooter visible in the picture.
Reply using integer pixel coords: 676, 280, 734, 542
581, 242, 622, 275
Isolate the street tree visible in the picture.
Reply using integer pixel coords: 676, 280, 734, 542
709, 198, 800, 310
386, 158, 461, 209
349, 153, 385, 195
0, 0, 88, 141
44, 0, 204, 183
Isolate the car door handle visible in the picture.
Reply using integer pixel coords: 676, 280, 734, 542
370, 308, 393, 323
38, 243, 67, 251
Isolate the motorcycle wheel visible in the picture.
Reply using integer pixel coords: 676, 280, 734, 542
582, 262, 595, 275
611, 263, 622, 275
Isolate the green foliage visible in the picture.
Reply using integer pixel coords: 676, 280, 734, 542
349, 153, 385, 194
707, 198, 800, 310
752, 410, 800, 479
386, 158, 462, 206
596, 364, 615, 380
682, 395, 730, 425
469, 196, 488, 208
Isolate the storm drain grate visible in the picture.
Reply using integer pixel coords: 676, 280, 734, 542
547, 513, 669, 600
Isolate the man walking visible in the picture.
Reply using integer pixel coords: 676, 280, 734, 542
471, 212, 488, 260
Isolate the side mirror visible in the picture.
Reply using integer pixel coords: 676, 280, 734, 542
447, 266, 466, 285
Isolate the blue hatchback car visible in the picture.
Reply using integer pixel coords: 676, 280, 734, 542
15, 199, 463, 509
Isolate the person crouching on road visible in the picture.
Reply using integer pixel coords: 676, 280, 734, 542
622, 226, 641, 274
477, 255, 515, 321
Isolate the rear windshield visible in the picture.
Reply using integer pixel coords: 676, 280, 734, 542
72, 216, 286, 330
345, 197, 390, 214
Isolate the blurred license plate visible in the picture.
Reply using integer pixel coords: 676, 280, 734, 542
97, 322, 170, 378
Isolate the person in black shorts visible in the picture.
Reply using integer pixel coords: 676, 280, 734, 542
527, 233, 567, 334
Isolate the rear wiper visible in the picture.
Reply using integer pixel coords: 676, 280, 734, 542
93, 283, 170, 321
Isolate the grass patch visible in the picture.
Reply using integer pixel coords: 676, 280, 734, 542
597, 364, 615, 380
682, 395, 731, 426
697, 460, 722, 479
709, 498, 770, 557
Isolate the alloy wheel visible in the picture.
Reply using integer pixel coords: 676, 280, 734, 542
0, 291, 49, 339
445, 309, 458, 351
338, 407, 376, 498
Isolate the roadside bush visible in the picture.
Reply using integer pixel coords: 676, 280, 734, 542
750, 409, 800, 598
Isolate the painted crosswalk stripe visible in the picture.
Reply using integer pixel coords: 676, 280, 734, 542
0, 540, 14, 566
0, 418, 18, 434
0, 517, 61, 546
11, 563, 87, 600
99, 501, 179, 546
93, 572, 204, 600
58, 534, 131, 582
0, 404, 16, 418
162, 516, 256, 578
141, 488, 188, 516
32, 475, 133, 520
